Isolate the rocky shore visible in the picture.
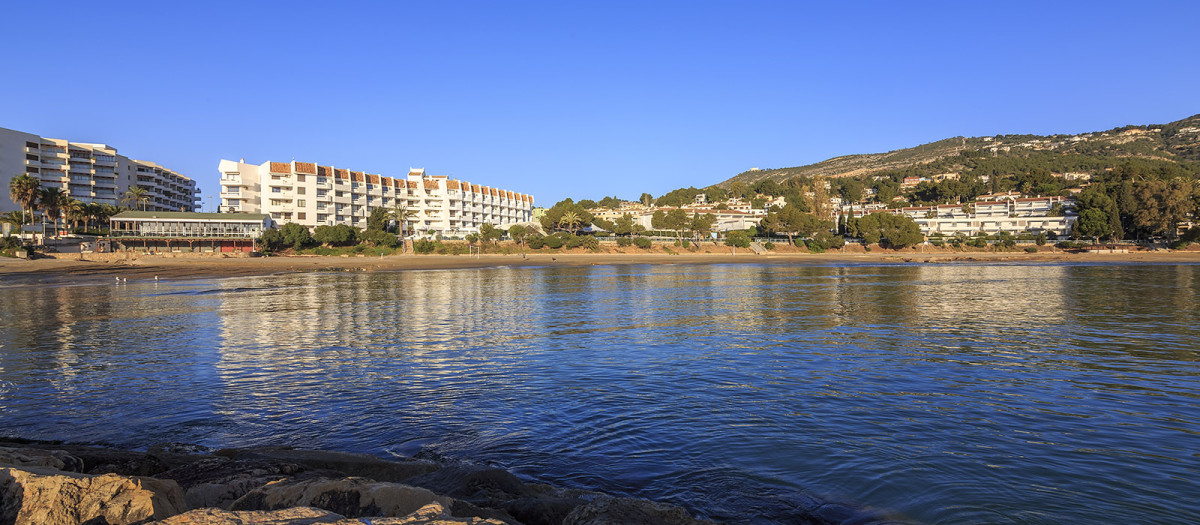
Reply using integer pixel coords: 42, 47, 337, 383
0, 438, 908, 525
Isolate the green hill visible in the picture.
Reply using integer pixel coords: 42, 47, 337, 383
720, 114, 1200, 187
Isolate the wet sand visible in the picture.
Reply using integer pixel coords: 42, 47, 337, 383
2, 249, 1198, 282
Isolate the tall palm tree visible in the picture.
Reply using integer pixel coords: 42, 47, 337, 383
39, 187, 66, 236
64, 199, 87, 232
83, 202, 102, 231
558, 211, 581, 233
8, 173, 41, 226
393, 203, 420, 238
122, 187, 151, 211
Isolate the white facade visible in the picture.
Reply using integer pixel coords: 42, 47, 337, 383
593, 206, 762, 232
218, 160, 534, 235
1, 126, 199, 212
844, 195, 1076, 237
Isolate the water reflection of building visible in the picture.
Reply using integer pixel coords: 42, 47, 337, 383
911, 265, 1068, 327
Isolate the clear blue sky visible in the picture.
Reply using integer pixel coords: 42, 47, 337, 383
2, 1, 1197, 207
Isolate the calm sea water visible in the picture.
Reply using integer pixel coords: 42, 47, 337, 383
1, 263, 1198, 524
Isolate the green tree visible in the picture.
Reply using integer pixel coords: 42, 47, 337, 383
122, 187, 151, 211
539, 199, 593, 233
1074, 209, 1112, 243
597, 196, 623, 209
690, 212, 717, 241
838, 178, 865, 203
367, 207, 391, 232
64, 198, 86, 231
280, 222, 313, 250
1075, 185, 1122, 240
508, 224, 530, 253
1133, 179, 1195, 240
640, 192, 653, 206
613, 213, 644, 236
479, 223, 504, 245
591, 216, 616, 232
651, 208, 689, 241
852, 213, 924, 248
39, 187, 67, 235
1, 211, 30, 230
259, 227, 283, 252
8, 173, 41, 226
724, 230, 751, 248
361, 228, 399, 248
313, 224, 358, 246
557, 211, 582, 233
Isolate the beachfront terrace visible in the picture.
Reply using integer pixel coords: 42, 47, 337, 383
110, 211, 274, 239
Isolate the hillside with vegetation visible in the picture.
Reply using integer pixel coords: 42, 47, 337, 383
721, 114, 1200, 188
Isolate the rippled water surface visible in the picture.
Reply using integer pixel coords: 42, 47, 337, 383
2, 263, 1198, 524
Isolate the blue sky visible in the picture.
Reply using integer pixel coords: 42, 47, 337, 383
2, 1, 1197, 207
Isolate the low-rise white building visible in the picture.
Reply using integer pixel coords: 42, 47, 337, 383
843, 195, 1076, 237
593, 206, 762, 232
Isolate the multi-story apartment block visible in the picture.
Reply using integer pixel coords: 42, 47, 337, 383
217, 160, 534, 236
1, 126, 199, 212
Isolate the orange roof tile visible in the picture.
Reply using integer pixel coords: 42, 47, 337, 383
335, 169, 349, 179
294, 162, 316, 174
407, 181, 419, 189
318, 166, 331, 176
423, 180, 440, 189
447, 180, 460, 190
367, 174, 380, 184
472, 184, 481, 192
269, 162, 291, 173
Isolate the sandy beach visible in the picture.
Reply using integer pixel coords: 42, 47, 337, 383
3, 247, 1199, 282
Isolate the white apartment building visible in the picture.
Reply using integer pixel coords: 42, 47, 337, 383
843, 195, 1076, 237
1, 126, 199, 212
217, 160, 534, 236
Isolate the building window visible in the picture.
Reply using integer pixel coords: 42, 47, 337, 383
297, 174, 305, 182
298, 212, 306, 220
297, 200, 306, 207
297, 186, 306, 195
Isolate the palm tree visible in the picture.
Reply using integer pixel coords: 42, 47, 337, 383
393, 203, 420, 238
122, 187, 151, 211
83, 202, 103, 231
558, 211, 581, 233
39, 187, 66, 236
8, 173, 41, 226
1, 211, 29, 231
64, 199, 87, 232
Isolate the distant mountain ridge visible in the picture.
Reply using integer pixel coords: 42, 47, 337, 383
720, 114, 1200, 187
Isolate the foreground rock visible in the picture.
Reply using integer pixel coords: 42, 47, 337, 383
0, 438, 910, 524
0, 464, 186, 525
0, 446, 84, 472
155, 501, 505, 524
562, 496, 717, 525
229, 477, 453, 518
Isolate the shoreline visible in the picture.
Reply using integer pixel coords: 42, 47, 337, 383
2, 249, 1199, 282
0, 437, 904, 524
